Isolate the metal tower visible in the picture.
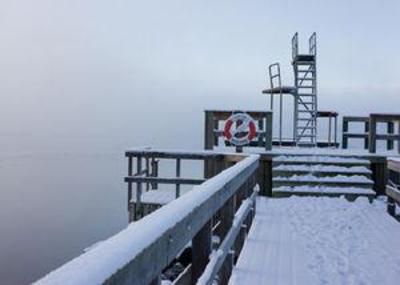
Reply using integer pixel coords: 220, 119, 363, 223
292, 32, 318, 146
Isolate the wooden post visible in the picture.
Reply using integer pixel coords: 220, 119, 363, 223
176, 158, 181, 198
328, 116, 332, 146
192, 221, 212, 284
342, 118, 348, 149
205, 111, 215, 150
265, 112, 273, 150
135, 156, 143, 220
218, 197, 234, 285
387, 121, 394, 150
387, 196, 396, 216
258, 119, 264, 146
369, 116, 377, 153
128, 156, 133, 215
364, 121, 369, 149
371, 160, 387, 195
398, 122, 400, 154
145, 157, 150, 190
150, 158, 158, 189
334, 115, 338, 146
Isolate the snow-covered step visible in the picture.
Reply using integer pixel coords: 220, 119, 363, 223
272, 186, 375, 199
273, 155, 370, 166
273, 174, 374, 189
273, 164, 372, 178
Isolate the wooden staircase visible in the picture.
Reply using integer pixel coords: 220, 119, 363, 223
272, 154, 376, 200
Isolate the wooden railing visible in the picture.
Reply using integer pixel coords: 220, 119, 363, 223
342, 114, 400, 153
342, 116, 370, 149
35, 151, 260, 285
387, 158, 400, 217
125, 148, 228, 221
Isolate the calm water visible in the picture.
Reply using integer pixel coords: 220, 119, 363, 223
0, 134, 129, 285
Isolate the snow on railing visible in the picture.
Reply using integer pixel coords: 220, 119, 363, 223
34, 153, 260, 285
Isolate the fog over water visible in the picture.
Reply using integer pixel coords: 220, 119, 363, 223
0, 0, 399, 284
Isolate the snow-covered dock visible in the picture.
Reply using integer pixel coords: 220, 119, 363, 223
33, 149, 400, 285
229, 196, 400, 285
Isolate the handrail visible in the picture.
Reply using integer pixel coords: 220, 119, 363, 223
309, 32, 317, 55
34, 154, 260, 285
291, 32, 298, 60
125, 148, 230, 221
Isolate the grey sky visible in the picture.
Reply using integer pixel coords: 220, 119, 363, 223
1, 0, 399, 146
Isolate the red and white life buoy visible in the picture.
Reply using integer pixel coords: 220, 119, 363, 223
223, 112, 257, 146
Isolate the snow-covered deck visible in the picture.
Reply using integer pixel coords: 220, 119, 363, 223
229, 196, 400, 285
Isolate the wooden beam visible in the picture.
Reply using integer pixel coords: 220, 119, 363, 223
125, 176, 205, 185
386, 185, 400, 203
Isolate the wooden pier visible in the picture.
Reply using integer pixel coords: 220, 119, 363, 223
33, 32, 400, 285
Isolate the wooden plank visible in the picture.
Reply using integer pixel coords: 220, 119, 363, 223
386, 185, 400, 203
273, 177, 374, 188
125, 176, 205, 185
342, 132, 368, 138
126, 149, 223, 160
375, 134, 400, 140
388, 159, 400, 173
342, 116, 368, 122
206, 110, 272, 120
370, 113, 400, 122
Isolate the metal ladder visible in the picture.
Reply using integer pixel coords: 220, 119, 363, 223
292, 32, 318, 146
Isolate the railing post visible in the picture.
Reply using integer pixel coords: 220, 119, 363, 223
369, 116, 377, 153
328, 116, 332, 146
135, 156, 143, 220
205, 111, 215, 150
145, 157, 150, 190
258, 119, 264, 146
387, 121, 394, 150
364, 121, 370, 149
176, 158, 181, 198
150, 158, 158, 189
387, 196, 396, 216
342, 117, 348, 149
334, 115, 338, 146
398, 122, 400, 154
265, 112, 273, 150
128, 156, 133, 222
218, 197, 234, 285
192, 220, 212, 285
